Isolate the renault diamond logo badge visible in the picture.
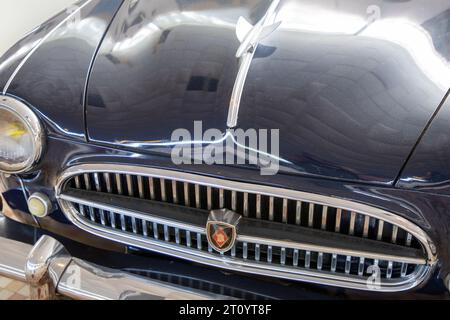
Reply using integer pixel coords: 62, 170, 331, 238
206, 209, 241, 253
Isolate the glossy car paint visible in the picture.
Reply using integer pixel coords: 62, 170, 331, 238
1, 136, 449, 297
86, 0, 271, 144
0, 0, 123, 141
0, 5, 74, 90
0, 0, 449, 298
238, 0, 450, 184
397, 92, 450, 195
0, 216, 445, 300
85, 0, 450, 185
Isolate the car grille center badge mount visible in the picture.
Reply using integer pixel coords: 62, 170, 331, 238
206, 209, 241, 253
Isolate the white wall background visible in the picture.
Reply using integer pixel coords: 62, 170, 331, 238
0, 0, 77, 57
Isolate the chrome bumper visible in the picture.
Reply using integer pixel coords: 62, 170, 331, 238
0, 234, 229, 300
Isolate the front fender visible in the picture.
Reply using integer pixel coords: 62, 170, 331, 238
0, 0, 123, 141
397, 91, 450, 195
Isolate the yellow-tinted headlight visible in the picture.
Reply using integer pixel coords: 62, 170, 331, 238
0, 97, 44, 173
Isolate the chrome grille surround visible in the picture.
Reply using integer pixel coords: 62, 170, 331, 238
55, 164, 437, 292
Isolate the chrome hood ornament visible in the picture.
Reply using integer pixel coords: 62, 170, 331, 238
206, 209, 241, 253
235, 0, 282, 58
227, 0, 282, 128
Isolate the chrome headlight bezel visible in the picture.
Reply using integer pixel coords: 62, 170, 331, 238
0, 96, 44, 174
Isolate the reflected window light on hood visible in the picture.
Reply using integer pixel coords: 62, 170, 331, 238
361, 19, 450, 91
278, 2, 450, 91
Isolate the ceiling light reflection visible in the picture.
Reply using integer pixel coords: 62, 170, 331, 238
278, 2, 367, 34
361, 19, 450, 90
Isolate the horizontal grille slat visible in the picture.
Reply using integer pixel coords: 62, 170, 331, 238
68, 195, 424, 277
66, 172, 423, 249
57, 166, 436, 292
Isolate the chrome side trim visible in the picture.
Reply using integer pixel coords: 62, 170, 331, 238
57, 258, 224, 300
0, 235, 29, 282
2, 0, 94, 94
0, 234, 229, 300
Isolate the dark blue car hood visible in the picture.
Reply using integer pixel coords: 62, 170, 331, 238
0, 0, 447, 184
80, 0, 449, 184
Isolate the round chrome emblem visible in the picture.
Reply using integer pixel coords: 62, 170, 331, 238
206, 209, 241, 253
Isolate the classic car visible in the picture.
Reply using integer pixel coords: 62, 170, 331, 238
0, 0, 449, 300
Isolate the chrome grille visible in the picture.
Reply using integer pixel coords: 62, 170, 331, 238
71, 171, 420, 248
69, 200, 419, 279
56, 164, 437, 292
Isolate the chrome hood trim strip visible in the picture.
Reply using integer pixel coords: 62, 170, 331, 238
227, 0, 281, 128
